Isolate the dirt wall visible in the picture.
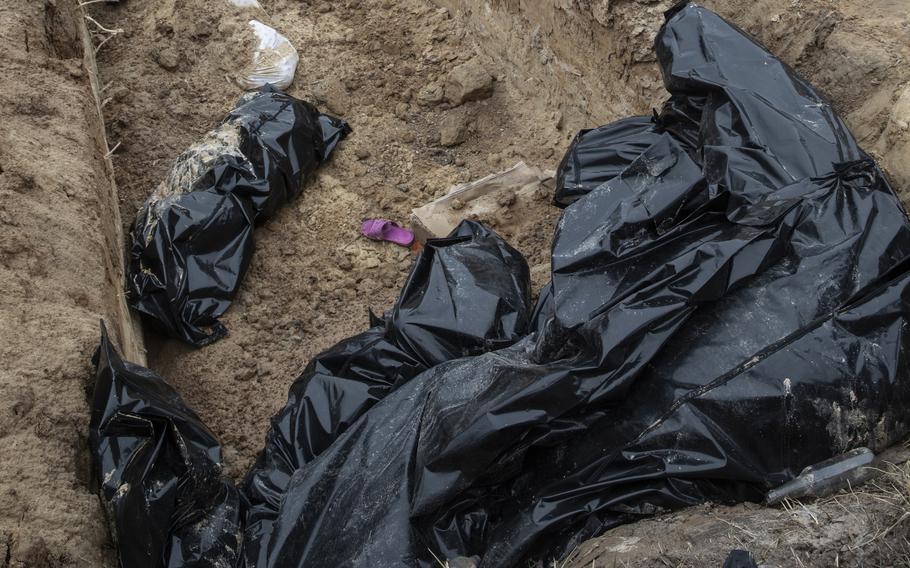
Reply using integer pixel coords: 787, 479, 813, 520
0, 0, 142, 565
436, 0, 910, 200
432, 0, 669, 133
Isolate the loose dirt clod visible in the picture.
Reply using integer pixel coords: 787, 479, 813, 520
444, 58, 494, 105
151, 45, 180, 71
438, 108, 469, 146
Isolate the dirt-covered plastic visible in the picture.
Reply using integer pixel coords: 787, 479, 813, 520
238, 21, 299, 91
127, 85, 350, 347
93, 3, 910, 567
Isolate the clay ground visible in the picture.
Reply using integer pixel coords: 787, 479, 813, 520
2, 0, 910, 566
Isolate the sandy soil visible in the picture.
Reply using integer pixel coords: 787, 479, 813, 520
2, 0, 910, 566
0, 0, 141, 566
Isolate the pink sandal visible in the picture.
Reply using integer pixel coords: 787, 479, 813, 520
360, 219, 415, 247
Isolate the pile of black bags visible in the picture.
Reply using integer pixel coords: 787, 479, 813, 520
93, 3, 910, 566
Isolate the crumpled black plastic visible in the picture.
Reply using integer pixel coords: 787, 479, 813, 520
91, 220, 530, 567
127, 85, 350, 347
240, 220, 531, 566
91, 3, 910, 567
90, 324, 242, 568
553, 115, 663, 208
723, 550, 759, 568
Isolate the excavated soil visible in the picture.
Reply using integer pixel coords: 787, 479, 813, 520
2, 0, 910, 566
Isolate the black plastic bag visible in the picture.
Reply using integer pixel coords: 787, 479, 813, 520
723, 550, 758, 568
553, 115, 663, 207
89, 324, 242, 568
128, 85, 350, 347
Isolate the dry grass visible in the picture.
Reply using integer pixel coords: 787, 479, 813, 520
843, 460, 910, 565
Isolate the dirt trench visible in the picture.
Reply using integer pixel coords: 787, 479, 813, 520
0, 0, 143, 566
2, 0, 910, 566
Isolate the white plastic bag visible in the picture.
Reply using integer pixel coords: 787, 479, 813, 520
230, 0, 261, 7
238, 20, 299, 91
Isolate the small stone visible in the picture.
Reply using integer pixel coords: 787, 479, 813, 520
152, 46, 181, 71
110, 86, 131, 104
496, 191, 516, 208
313, 77, 350, 116
454, 157, 466, 167
451, 198, 465, 211
355, 148, 371, 160
395, 102, 410, 118
155, 21, 174, 36
364, 257, 381, 269
233, 367, 255, 381
401, 131, 416, 144
444, 60, 494, 105
439, 111, 468, 147
417, 82, 445, 106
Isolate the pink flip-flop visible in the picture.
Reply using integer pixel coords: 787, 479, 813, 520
361, 219, 415, 247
